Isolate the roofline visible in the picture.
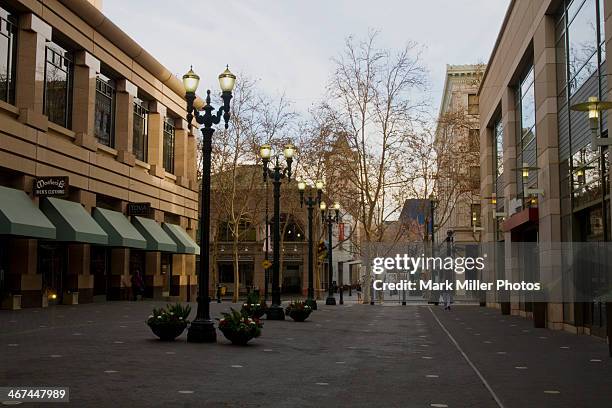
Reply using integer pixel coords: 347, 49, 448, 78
57, 0, 204, 108
477, 0, 516, 96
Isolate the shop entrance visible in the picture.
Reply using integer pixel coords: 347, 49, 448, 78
91, 246, 109, 301
38, 242, 65, 305
282, 263, 302, 294
130, 250, 147, 298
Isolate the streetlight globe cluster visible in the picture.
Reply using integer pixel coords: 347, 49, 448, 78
182, 65, 236, 94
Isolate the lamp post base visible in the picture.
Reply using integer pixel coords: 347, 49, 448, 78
266, 304, 285, 320
325, 296, 336, 305
306, 298, 318, 310
187, 318, 217, 343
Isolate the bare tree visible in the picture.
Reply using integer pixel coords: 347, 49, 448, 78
324, 31, 428, 247
209, 75, 297, 302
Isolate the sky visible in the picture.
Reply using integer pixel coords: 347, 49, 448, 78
102, 0, 510, 117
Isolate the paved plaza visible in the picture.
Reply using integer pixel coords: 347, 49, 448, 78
1, 300, 611, 407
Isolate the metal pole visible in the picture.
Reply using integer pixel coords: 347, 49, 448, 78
266, 161, 285, 319
307, 200, 317, 309
264, 180, 269, 304
187, 126, 216, 343
325, 215, 336, 305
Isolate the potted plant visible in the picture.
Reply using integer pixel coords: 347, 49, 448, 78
146, 303, 191, 341
285, 300, 313, 322
217, 308, 263, 345
240, 291, 266, 319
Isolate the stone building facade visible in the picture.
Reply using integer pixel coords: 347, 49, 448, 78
479, 0, 610, 337
0, 0, 200, 308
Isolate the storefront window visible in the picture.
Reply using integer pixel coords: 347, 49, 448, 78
133, 98, 148, 161
94, 73, 115, 147
44, 42, 73, 128
0, 6, 17, 104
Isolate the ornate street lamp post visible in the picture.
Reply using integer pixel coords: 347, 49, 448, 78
321, 201, 341, 306
259, 143, 295, 320
298, 179, 323, 310
183, 66, 236, 342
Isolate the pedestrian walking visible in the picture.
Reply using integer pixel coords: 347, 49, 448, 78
131, 268, 145, 301
443, 291, 452, 310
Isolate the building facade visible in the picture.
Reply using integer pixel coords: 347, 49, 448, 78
479, 0, 610, 336
0, 0, 200, 309
435, 64, 483, 245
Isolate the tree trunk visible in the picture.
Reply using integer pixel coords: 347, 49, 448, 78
232, 239, 240, 303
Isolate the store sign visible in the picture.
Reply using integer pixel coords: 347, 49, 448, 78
128, 202, 151, 216
33, 177, 69, 197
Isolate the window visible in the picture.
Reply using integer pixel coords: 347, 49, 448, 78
467, 94, 479, 115
283, 221, 305, 242
469, 165, 480, 190
468, 128, 479, 152
494, 119, 504, 179
217, 221, 256, 242
567, 0, 598, 94
94, 73, 115, 147
163, 117, 175, 173
516, 66, 537, 196
470, 204, 481, 227
44, 42, 73, 128
0, 6, 18, 104
133, 98, 148, 161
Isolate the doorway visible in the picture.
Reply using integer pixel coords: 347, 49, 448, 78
38, 242, 65, 304
91, 246, 109, 301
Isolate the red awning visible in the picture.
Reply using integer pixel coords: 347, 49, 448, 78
502, 207, 538, 232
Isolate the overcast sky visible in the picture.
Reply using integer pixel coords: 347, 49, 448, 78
102, 0, 509, 117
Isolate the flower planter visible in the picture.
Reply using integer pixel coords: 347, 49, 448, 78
217, 308, 263, 345
288, 309, 312, 322
149, 322, 187, 341
241, 304, 266, 319
220, 329, 256, 345
146, 303, 191, 341
285, 301, 313, 322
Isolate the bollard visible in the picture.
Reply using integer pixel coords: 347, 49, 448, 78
339, 287, 344, 305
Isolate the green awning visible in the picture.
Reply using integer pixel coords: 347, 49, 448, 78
93, 208, 147, 249
163, 223, 200, 254
0, 186, 56, 239
132, 216, 177, 252
40, 197, 108, 244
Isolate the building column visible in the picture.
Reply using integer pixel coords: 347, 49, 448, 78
145, 252, 163, 299
174, 119, 190, 188
115, 79, 137, 166
534, 15, 563, 329
501, 86, 519, 315
147, 101, 166, 178
109, 249, 130, 300
15, 13, 51, 131
72, 51, 100, 151
67, 244, 92, 304
7, 239, 41, 308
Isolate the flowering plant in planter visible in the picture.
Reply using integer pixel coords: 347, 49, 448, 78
285, 300, 313, 322
146, 303, 191, 341
217, 308, 263, 345
240, 292, 266, 319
